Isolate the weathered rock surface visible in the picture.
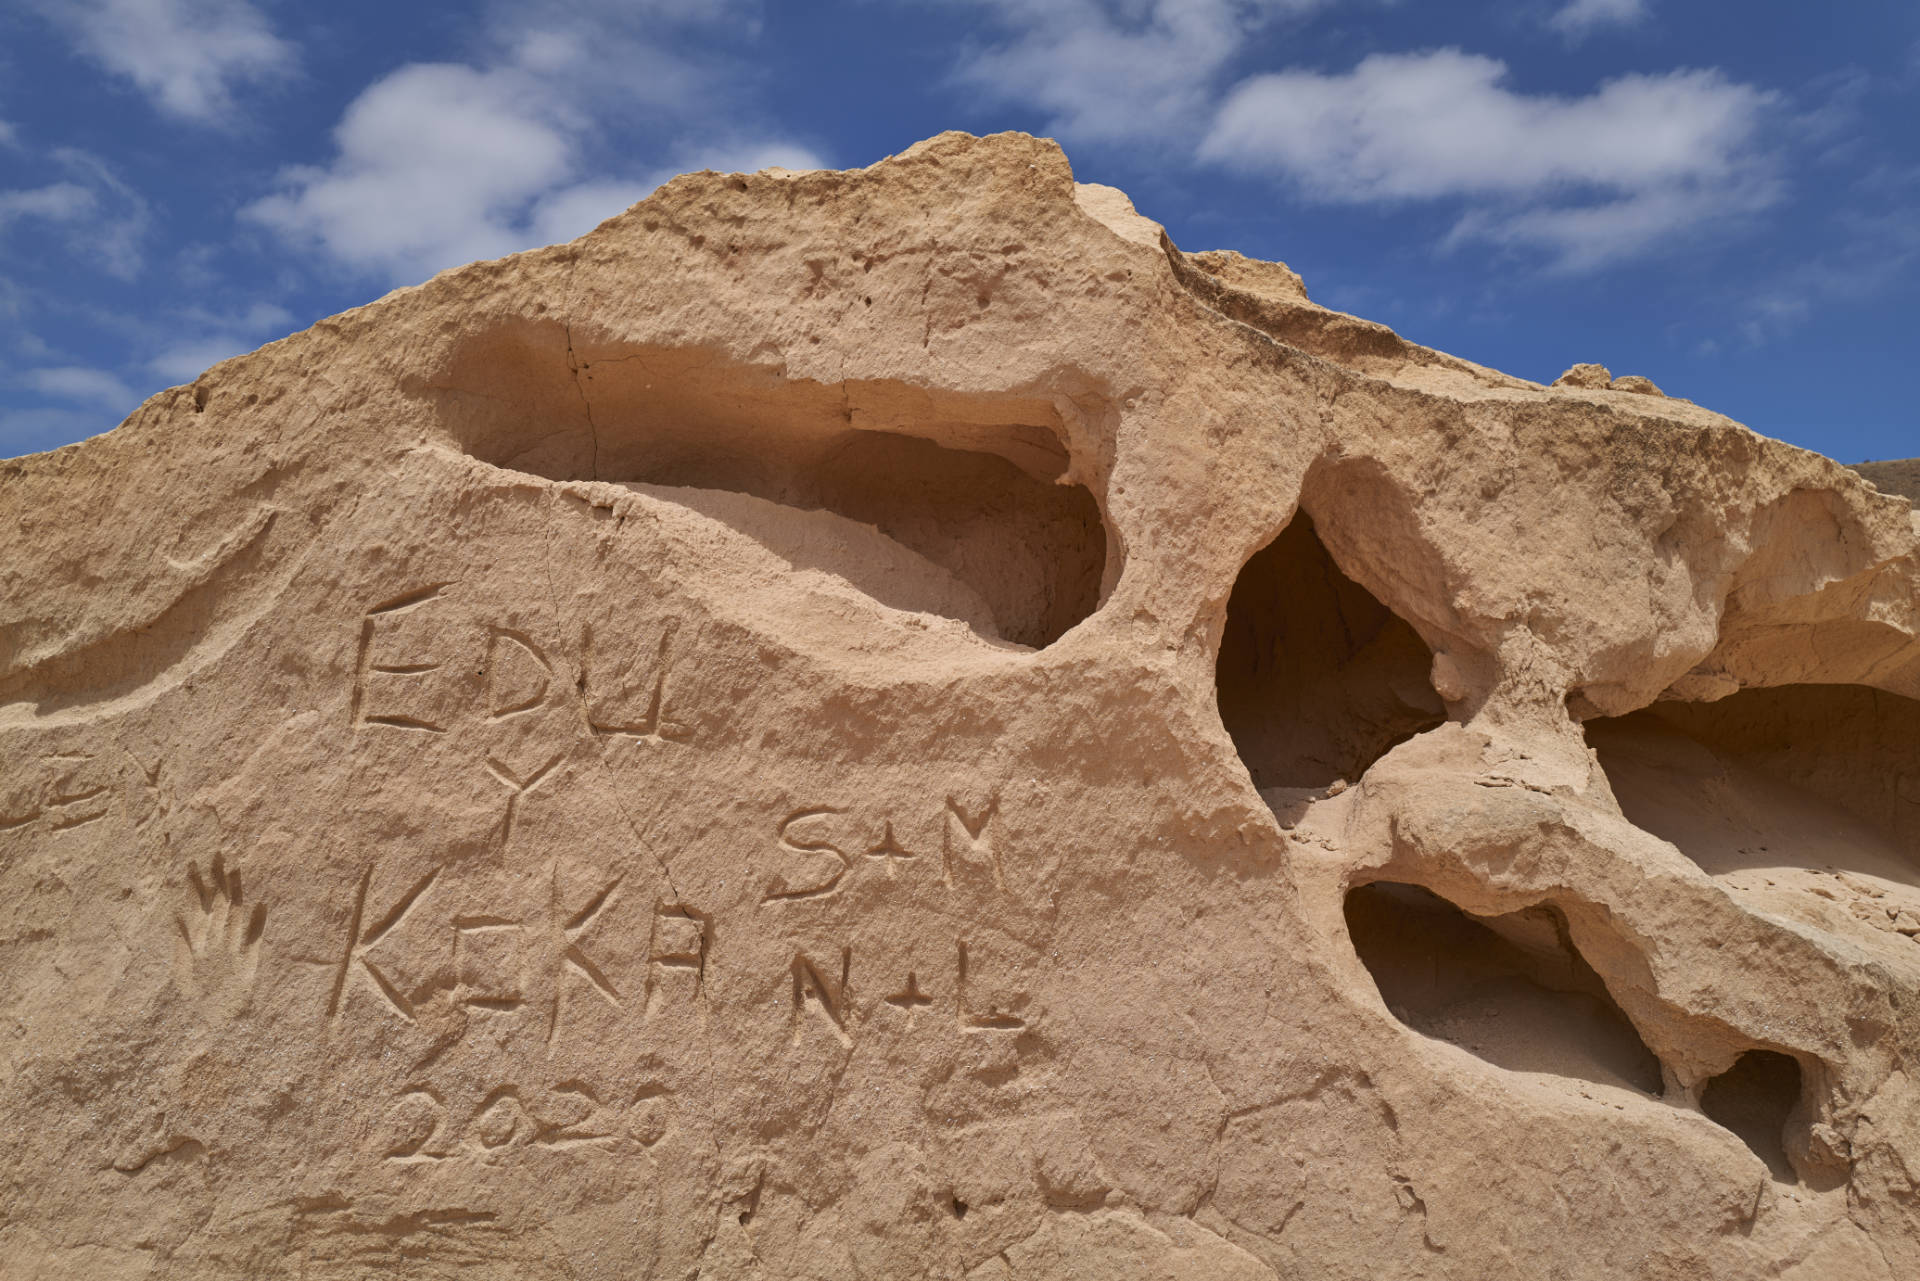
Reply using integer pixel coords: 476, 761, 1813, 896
4, 131, 1920, 1279
1552, 363, 1669, 398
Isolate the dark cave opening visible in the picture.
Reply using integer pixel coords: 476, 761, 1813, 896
1345, 881, 1665, 1096
1700, 1050, 1802, 1182
1215, 512, 1445, 797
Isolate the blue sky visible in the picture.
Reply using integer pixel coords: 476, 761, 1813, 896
3, 0, 1916, 463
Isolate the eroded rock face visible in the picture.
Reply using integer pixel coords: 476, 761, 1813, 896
4, 131, 1919, 1279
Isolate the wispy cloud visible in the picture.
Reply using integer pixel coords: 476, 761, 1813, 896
147, 302, 295, 383
0, 148, 151, 279
953, 0, 1330, 143
1443, 177, 1777, 274
1730, 204, 1920, 348
33, 0, 295, 124
24, 365, 137, 411
244, 1, 821, 283
0, 183, 99, 225
1548, 0, 1648, 41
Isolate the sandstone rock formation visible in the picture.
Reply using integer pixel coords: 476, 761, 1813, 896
1552, 363, 1668, 398
4, 131, 1920, 1279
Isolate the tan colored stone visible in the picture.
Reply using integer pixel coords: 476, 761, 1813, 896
1611, 373, 1668, 397
1183, 248, 1309, 304
4, 131, 1920, 1277
1553, 361, 1614, 388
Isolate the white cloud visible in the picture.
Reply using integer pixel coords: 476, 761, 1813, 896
245, 63, 577, 281
953, 0, 1330, 143
25, 365, 137, 410
246, 5, 821, 283
937, 7, 1782, 272
1549, 0, 1647, 40
234, 301, 295, 330
0, 183, 99, 225
0, 121, 18, 148
1205, 51, 1766, 201
38, 0, 294, 123
478, 0, 751, 113
1202, 49, 1778, 269
0, 149, 150, 278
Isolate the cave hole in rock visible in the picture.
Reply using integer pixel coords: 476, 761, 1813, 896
424, 323, 1109, 649
1700, 1050, 1802, 1182
1215, 511, 1445, 807
1345, 881, 1665, 1095
1586, 684, 1920, 884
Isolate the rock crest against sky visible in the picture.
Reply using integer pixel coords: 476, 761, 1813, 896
3, 0, 1916, 463
4, 134, 1920, 1278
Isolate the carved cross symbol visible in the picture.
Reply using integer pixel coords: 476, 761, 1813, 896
864, 821, 916, 877
885, 971, 934, 1027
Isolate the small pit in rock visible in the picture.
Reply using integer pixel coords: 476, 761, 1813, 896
1346, 882, 1664, 1095
425, 324, 1110, 648
1700, 1050, 1802, 1182
1215, 512, 1444, 803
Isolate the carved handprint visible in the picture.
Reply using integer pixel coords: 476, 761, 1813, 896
174, 853, 264, 1015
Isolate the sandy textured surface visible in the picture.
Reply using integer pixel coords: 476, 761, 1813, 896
3, 132, 1919, 1279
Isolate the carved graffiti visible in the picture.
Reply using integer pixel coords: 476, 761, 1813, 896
452, 915, 525, 1012
788, 938, 1031, 1047
328, 864, 441, 1023
764, 809, 851, 902
582, 619, 690, 742
763, 797, 1004, 903
944, 796, 1001, 889
792, 948, 853, 1047
546, 867, 624, 1046
957, 938, 1027, 1031
351, 584, 693, 746
1, 752, 116, 837
325, 859, 695, 1040
646, 903, 709, 1009
373, 1079, 667, 1164
352, 584, 453, 734
484, 752, 562, 849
